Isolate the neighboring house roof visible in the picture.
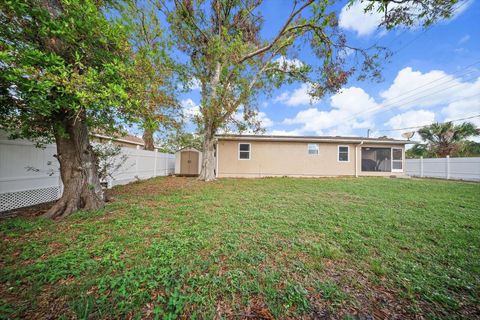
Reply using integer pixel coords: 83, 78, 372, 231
91, 133, 145, 146
215, 134, 413, 144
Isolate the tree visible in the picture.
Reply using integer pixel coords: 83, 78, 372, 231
461, 140, 480, 157
417, 122, 478, 157
157, 129, 203, 153
120, 0, 182, 151
405, 143, 429, 158
0, 0, 136, 218
159, 0, 383, 180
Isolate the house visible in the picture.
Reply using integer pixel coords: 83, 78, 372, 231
215, 135, 411, 178
90, 133, 146, 149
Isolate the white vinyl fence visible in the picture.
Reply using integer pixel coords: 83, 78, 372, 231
0, 131, 174, 212
406, 156, 480, 181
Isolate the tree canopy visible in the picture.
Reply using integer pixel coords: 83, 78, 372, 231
358, 0, 461, 29
0, 0, 138, 217
0, 0, 136, 143
407, 122, 479, 158
119, 0, 183, 150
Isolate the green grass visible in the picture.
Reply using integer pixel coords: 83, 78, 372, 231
1, 177, 479, 319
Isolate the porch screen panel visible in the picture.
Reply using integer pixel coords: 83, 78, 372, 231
361, 147, 391, 172
392, 148, 403, 170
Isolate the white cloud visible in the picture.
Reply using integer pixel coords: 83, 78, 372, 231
189, 78, 201, 90
257, 112, 273, 128
231, 110, 274, 132
271, 66, 479, 138
339, 0, 472, 37
268, 129, 303, 136
274, 83, 318, 107
386, 110, 435, 129
281, 87, 379, 136
339, 1, 382, 36
458, 34, 470, 45
181, 98, 201, 119
442, 94, 480, 127
274, 56, 304, 71
380, 67, 480, 110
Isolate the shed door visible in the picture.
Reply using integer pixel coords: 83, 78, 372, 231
181, 151, 199, 175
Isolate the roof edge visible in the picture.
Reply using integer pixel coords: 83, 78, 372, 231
215, 134, 413, 144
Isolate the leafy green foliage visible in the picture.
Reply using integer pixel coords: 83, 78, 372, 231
157, 130, 204, 153
411, 121, 479, 157
1, 177, 479, 318
0, 0, 136, 143
118, 0, 183, 150
358, 0, 460, 29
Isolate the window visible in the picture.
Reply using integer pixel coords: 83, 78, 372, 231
238, 143, 250, 160
308, 143, 319, 155
361, 147, 391, 172
338, 145, 349, 162
392, 148, 403, 172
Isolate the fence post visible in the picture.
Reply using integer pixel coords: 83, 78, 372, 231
165, 154, 168, 176
420, 156, 424, 178
446, 155, 450, 180
135, 145, 140, 177
153, 148, 158, 177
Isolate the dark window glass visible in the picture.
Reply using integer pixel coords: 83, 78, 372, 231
239, 151, 250, 159
308, 144, 319, 155
239, 144, 250, 151
393, 148, 402, 160
361, 147, 391, 172
339, 146, 349, 161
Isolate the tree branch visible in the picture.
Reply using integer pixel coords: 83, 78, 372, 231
237, 0, 314, 64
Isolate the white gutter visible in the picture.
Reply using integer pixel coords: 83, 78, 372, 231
216, 136, 411, 145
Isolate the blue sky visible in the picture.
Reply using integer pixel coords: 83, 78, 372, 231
179, 0, 480, 139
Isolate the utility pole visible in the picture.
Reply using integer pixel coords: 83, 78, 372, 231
367, 129, 370, 138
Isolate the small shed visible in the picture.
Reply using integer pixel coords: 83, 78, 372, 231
174, 148, 202, 176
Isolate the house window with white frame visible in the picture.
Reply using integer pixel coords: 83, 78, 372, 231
238, 143, 251, 160
338, 145, 349, 162
307, 143, 319, 155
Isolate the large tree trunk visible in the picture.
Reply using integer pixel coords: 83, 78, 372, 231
198, 125, 216, 181
44, 110, 104, 219
143, 128, 155, 151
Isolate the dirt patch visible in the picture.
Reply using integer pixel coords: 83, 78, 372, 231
1, 176, 201, 219
0, 201, 56, 219
110, 176, 203, 197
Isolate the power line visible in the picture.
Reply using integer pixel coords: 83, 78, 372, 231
378, 114, 480, 132
342, 73, 480, 123
378, 60, 480, 105
338, 59, 480, 123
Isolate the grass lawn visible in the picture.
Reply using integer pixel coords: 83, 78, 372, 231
0, 177, 479, 319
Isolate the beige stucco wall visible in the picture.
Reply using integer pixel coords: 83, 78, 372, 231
217, 140, 405, 178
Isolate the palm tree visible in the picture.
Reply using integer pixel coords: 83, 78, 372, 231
417, 122, 479, 157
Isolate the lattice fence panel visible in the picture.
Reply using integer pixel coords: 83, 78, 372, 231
0, 187, 61, 212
